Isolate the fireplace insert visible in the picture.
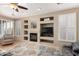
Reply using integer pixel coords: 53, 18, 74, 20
30, 33, 37, 42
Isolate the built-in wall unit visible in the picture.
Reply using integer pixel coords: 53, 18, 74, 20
24, 7, 79, 50
40, 16, 54, 43
23, 19, 29, 40
24, 11, 78, 46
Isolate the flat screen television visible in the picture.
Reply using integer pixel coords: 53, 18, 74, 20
40, 27, 53, 37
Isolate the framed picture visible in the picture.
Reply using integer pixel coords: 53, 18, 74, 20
31, 21, 37, 28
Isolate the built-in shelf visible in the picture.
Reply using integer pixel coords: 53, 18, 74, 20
40, 21, 54, 24
40, 16, 54, 43
40, 17, 54, 21
24, 25, 28, 29
24, 37, 28, 40
40, 37, 54, 40
40, 39, 53, 43
24, 20, 28, 23
24, 29, 28, 30
24, 23, 28, 25
23, 20, 29, 40
24, 31, 28, 34
24, 35, 28, 36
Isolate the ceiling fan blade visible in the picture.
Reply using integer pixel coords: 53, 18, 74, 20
17, 5, 28, 10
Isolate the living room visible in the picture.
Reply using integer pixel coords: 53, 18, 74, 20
0, 3, 79, 56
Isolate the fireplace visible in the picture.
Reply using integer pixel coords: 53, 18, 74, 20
30, 33, 37, 42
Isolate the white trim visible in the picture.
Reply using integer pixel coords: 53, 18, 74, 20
58, 12, 77, 42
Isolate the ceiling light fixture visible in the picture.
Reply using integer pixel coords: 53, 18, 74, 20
9, 3, 17, 9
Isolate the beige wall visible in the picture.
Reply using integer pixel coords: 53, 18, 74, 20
20, 7, 79, 49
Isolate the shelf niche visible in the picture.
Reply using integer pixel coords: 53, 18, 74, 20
24, 37, 28, 40
40, 16, 54, 21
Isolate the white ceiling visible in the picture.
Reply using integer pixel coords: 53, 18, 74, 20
0, 3, 79, 18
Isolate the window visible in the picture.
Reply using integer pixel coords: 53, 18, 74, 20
58, 13, 76, 42
0, 19, 14, 35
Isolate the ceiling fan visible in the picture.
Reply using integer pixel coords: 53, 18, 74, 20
9, 3, 28, 12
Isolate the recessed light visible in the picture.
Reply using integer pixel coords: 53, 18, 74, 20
37, 8, 41, 11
